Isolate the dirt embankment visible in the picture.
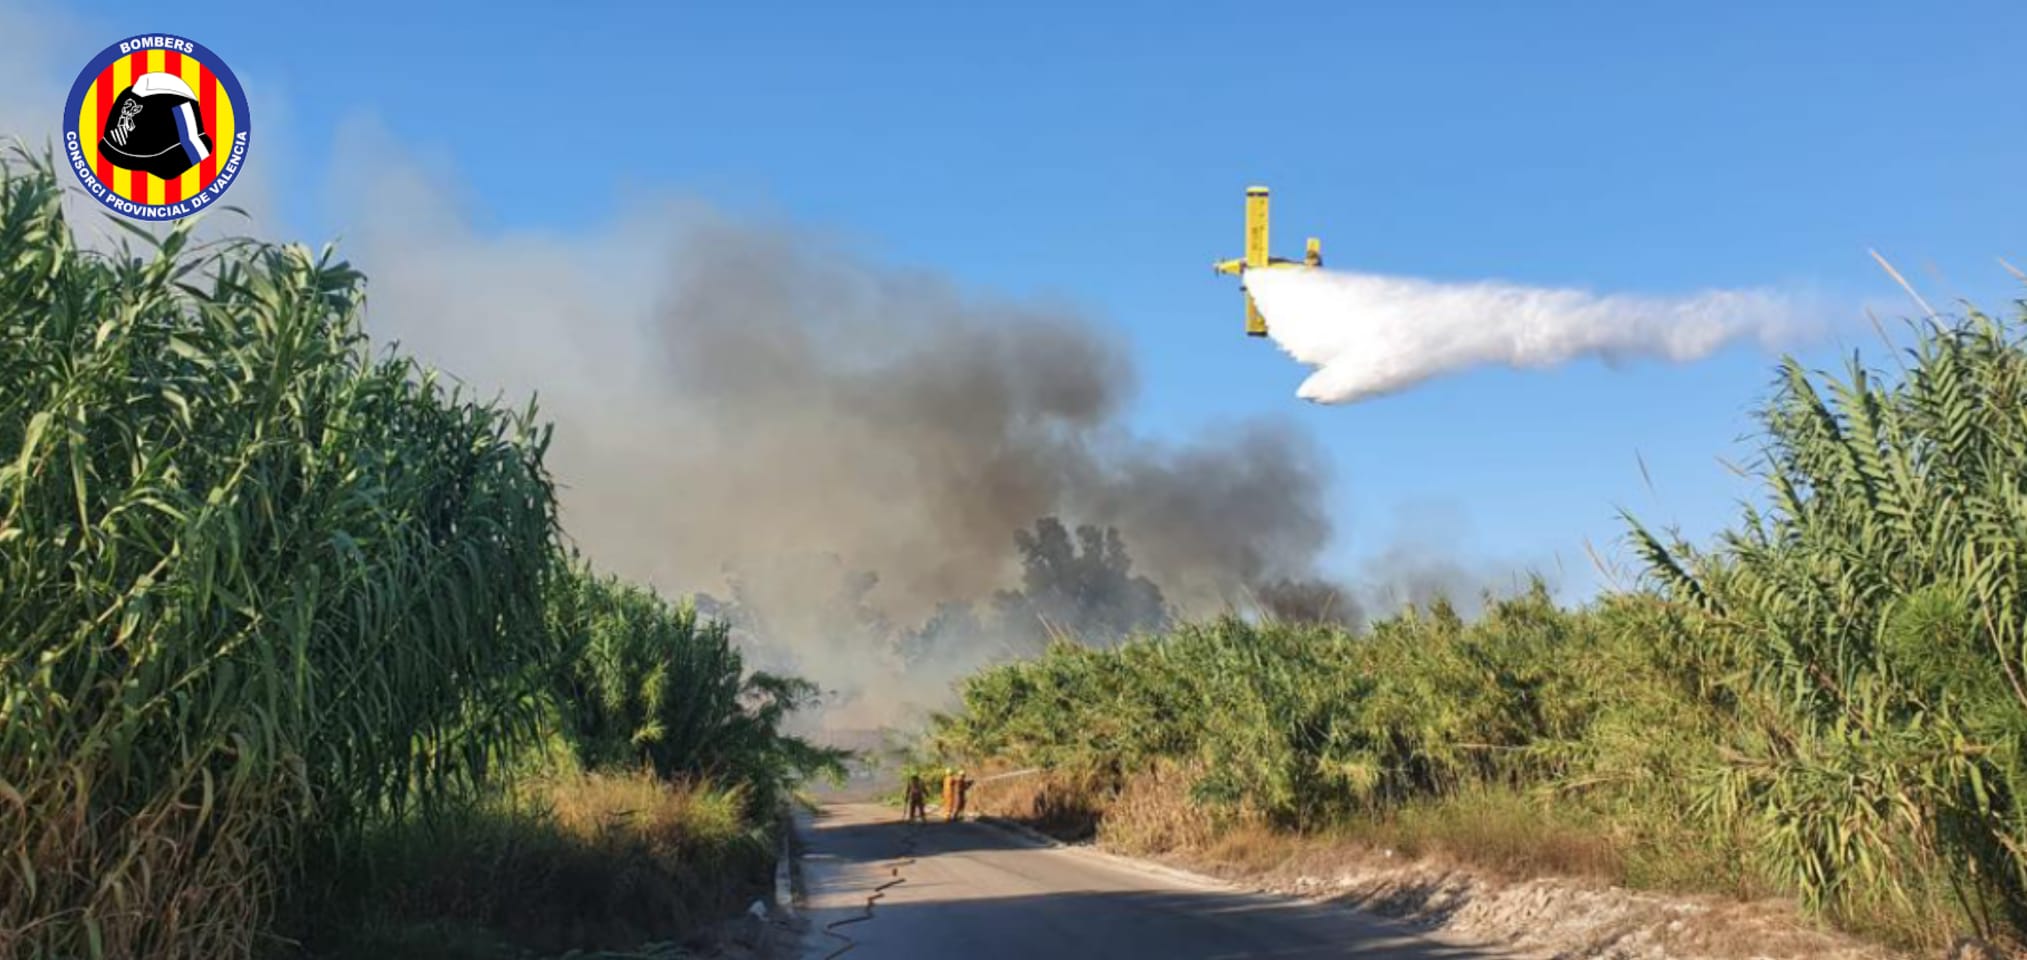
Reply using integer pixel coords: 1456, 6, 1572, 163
964, 766, 2012, 960
1186, 841, 1896, 960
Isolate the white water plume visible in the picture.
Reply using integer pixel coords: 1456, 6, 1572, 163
1243, 268, 1810, 403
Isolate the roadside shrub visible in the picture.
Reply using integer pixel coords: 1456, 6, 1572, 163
0, 154, 841, 958
546, 564, 849, 818
0, 155, 559, 959
940, 302, 2027, 948
1630, 308, 2027, 938
317, 770, 769, 960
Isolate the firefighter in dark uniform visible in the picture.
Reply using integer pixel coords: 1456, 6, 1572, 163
903, 773, 928, 822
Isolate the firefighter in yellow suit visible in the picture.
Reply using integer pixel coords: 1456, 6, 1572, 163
944, 769, 975, 822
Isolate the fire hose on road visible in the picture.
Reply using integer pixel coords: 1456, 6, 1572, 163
821, 823, 919, 959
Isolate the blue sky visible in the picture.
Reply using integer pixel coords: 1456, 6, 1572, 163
54, 0, 2027, 597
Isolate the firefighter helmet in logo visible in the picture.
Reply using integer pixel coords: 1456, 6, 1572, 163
63, 34, 251, 221
99, 72, 213, 179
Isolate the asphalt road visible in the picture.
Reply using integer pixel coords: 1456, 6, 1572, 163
795, 804, 1509, 960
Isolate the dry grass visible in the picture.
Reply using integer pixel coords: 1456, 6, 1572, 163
964, 760, 1223, 852
1097, 761, 1220, 856
309, 770, 769, 960
539, 770, 751, 860
986, 767, 1747, 899
1334, 788, 1627, 884
965, 766, 1114, 841
2, 779, 276, 960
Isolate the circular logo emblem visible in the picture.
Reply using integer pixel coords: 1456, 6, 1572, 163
62, 34, 251, 221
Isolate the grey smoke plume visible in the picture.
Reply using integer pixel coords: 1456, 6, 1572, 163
1245, 267, 1813, 403
335, 125, 1339, 729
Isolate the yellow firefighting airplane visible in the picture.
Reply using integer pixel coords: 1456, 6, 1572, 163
1212, 185, 1322, 337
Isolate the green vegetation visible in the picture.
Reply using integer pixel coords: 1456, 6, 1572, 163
0, 156, 837, 958
548, 565, 847, 818
937, 301, 2027, 950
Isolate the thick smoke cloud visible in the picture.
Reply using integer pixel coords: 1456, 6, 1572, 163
334, 125, 1340, 730
1246, 268, 1813, 403
0, 0, 1516, 730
